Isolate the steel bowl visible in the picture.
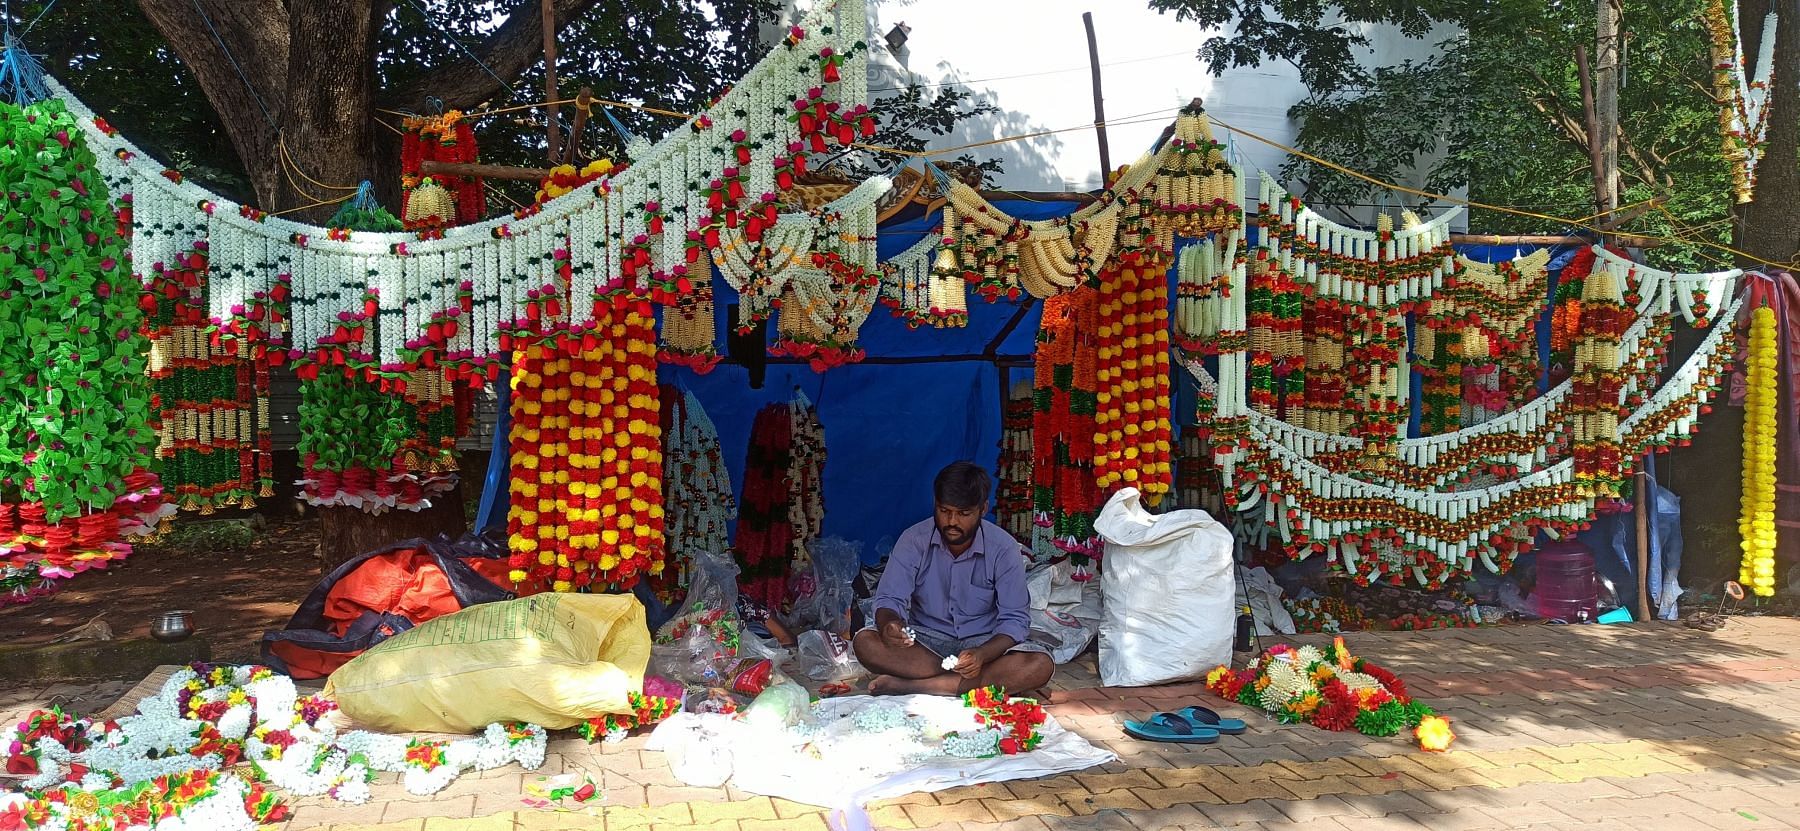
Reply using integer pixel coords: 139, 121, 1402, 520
151, 610, 194, 642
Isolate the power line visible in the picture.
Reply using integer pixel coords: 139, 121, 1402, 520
190, 0, 274, 128
402, 0, 516, 100
870, 49, 1194, 94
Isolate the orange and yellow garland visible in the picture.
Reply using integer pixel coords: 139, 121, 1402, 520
506, 293, 665, 592
1739, 303, 1779, 596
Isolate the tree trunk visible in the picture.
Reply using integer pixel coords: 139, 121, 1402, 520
1737, 0, 1800, 264
273, 0, 384, 221
316, 479, 470, 573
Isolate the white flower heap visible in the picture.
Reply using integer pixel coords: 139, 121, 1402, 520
2, 663, 549, 829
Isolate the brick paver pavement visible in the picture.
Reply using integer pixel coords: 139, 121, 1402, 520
14, 617, 1800, 830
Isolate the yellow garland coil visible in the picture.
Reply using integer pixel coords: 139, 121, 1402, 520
1739, 305, 1779, 596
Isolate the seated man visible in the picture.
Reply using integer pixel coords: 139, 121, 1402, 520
853, 461, 1054, 696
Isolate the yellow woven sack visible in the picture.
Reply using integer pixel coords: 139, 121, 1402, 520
325, 592, 650, 733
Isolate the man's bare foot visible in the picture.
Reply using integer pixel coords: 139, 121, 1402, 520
867, 673, 963, 696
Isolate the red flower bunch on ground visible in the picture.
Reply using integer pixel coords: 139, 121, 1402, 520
961, 685, 1047, 754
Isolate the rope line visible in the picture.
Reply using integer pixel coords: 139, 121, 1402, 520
190, 0, 274, 128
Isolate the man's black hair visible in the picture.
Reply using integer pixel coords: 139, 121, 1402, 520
933, 461, 991, 509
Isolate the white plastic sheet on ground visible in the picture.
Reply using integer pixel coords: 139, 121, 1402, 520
1094, 487, 1235, 687
645, 694, 1115, 831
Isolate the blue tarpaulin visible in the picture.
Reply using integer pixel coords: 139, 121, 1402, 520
482, 200, 1625, 568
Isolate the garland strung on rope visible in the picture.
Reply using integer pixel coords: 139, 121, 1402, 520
1032, 287, 1104, 567
733, 392, 826, 610
399, 111, 485, 230
0, 99, 168, 601
142, 245, 274, 515
656, 386, 736, 601
50, 0, 872, 387
1182, 270, 1742, 587
996, 384, 1036, 548
505, 293, 665, 592
1739, 303, 1780, 596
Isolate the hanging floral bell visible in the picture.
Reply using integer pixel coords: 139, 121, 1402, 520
404, 177, 456, 229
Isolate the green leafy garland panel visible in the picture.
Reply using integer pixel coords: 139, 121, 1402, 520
0, 99, 167, 593
142, 240, 274, 513
292, 198, 465, 513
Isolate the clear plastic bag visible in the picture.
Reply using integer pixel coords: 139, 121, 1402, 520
650, 551, 744, 684
782, 537, 862, 635
739, 679, 810, 730
795, 629, 867, 683
660, 719, 733, 787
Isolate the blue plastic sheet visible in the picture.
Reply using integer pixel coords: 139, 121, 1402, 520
1578, 454, 1686, 619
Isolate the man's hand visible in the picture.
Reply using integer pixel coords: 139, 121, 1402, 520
952, 649, 984, 679
880, 619, 915, 649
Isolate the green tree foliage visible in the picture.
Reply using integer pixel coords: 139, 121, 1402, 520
1149, 0, 1733, 271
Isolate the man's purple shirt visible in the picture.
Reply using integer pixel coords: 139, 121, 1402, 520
873, 518, 1031, 644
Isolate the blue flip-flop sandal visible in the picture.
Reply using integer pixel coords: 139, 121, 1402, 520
1176, 705, 1248, 735
1122, 712, 1220, 744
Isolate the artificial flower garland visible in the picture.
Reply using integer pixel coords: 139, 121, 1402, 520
657, 386, 736, 600
1032, 287, 1104, 566
505, 293, 666, 592
399, 111, 484, 229
733, 393, 826, 608
1093, 247, 1175, 501
996, 387, 1036, 546
1206, 638, 1448, 750
0, 98, 168, 598
1739, 303, 1779, 596
54, 0, 868, 388
141, 241, 274, 513
1, 662, 548, 828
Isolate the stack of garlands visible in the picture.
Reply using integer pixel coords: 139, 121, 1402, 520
1032, 287, 1104, 565
1300, 302, 1350, 435
1739, 304, 1779, 596
0, 98, 166, 591
294, 370, 460, 513
1093, 250, 1174, 501
506, 292, 665, 592
143, 241, 274, 514
1206, 638, 1452, 751
958, 686, 1048, 755
399, 110, 484, 229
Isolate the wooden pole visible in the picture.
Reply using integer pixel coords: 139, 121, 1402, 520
565, 87, 593, 166
541, 0, 562, 164
1082, 12, 1112, 184
421, 160, 555, 181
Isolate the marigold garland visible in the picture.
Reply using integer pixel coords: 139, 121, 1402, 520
1739, 303, 1779, 596
1093, 249, 1174, 500
505, 293, 665, 592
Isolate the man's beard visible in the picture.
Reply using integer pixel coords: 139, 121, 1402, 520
938, 524, 969, 543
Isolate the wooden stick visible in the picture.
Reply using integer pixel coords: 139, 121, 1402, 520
565, 87, 593, 166
1083, 12, 1112, 181
421, 160, 553, 181
1635, 469, 1651, 621
541, 0, 562, 163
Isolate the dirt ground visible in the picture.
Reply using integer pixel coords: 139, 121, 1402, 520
0, 514, 323, 662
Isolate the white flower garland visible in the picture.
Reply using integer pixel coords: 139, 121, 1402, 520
2, 665, 550, 829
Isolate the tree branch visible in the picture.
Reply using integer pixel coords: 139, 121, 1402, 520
383, 0, 610, 111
